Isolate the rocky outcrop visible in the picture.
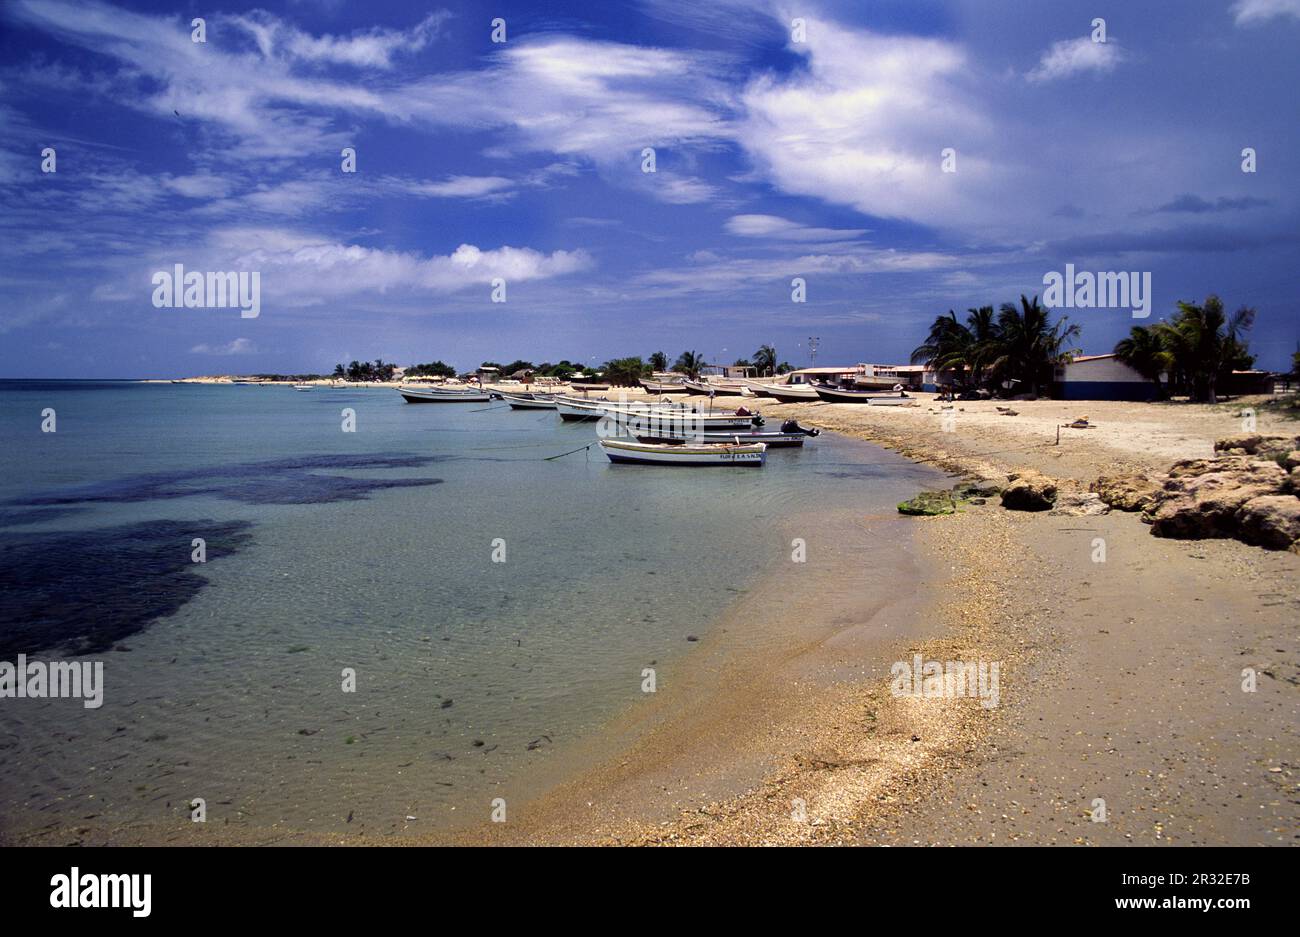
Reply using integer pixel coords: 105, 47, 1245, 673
1049, 491, 1111, 517
1234, 495, 1300, 550
1145, 456, 1298, 548
1090, 473, 1163, 512
952, 479, 1002, 500
897, 491, 955, 516
1213, 434, 1300, 460
1000, 470, 1057, 511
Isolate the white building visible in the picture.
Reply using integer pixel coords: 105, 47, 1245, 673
1053, 353, 1161, 401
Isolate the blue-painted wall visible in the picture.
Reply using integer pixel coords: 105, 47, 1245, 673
1054, 381, 1158, 401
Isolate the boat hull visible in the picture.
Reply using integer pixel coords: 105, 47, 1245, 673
682, 379, 752, 396
399, 388, 491, 403
761, 384, 820, 402
599, 439, 766, 466
500, 393, 557, 409
557, 400, 761, 430
639, 380, 689, 395
813, 386, 916, 405
634, 432, 807, 448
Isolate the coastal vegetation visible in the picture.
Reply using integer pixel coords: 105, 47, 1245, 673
333, 359, 397, 382
911, 291, 1267, 403
1113, 295, 1255, 404
911, 294, 1079, 396
406, 360, 457, 378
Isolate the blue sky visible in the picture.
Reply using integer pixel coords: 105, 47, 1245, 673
1, 0, 1297, 377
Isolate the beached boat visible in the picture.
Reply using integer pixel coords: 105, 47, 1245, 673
569, 382, 610, 392
639, 378, 690, 395
499, 392, 557, 410
813, 386, 918, 405
599, 438, 767, 466
682, 378, 756, 396
398, 386, 491, 403
757, 382, 820, 402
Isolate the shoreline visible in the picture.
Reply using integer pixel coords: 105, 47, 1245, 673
443, 392, 1298, 845
4, 391, 1295, 846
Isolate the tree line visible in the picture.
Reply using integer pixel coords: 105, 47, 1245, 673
911, 293, 1261, 403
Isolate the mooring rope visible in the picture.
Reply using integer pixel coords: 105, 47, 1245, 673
544, 443, 594, 461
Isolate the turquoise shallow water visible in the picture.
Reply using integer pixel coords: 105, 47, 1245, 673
0, 380, 947, 839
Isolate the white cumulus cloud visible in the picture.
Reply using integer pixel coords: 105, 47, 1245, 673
1026, 37, 1123, 83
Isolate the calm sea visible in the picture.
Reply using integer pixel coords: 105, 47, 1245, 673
0, 380, 947, 840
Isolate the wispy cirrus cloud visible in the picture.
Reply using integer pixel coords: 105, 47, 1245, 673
1230, 0, 1300, 25
229, 10, 450, 68
725, 214, 867, 241
1149, 193, 1270, 214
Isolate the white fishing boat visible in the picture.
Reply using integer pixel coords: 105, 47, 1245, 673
682, 378, 754, 396
599, 438, 767, 466
639, 378, 689, 394
398, 385, 491, 403
499, 392, 557, 410
634, 420, 819, 448
292, 383, 314, 392
756, 381, 820, 402
557, 399, 761, 430
813, 385, 918, 405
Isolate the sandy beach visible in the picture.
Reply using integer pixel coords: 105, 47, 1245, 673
445, 391, 1298, 845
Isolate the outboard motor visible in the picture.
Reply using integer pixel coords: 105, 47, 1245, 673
780, 418, 819, 436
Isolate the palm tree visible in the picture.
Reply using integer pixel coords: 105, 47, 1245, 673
1113, 325, 1170, 396
649, 351, 667, 372
988, 294, 1080, 396
911, 310, 975, 385
964, 305, 1000, 386
673, 350, 706, 379
1153, 295, 1254, 403
753, 344, 777, 377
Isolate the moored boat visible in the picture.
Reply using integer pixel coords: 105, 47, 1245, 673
558, 398, 761, 430
599, 438, 767, 466
398, 386, 491, 403
292, 383, 314, 392
634, 419, 817, 448
499, 392, 557, 410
